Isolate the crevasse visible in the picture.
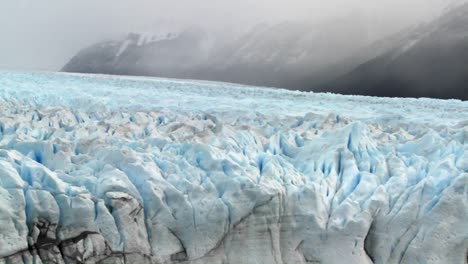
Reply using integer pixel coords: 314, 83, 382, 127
0, 71, 466, 264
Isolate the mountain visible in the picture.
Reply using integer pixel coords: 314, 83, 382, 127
62, 17, 373, 90
322, 2, 468, 100
62, 4, 468, 100
199, 18, 373, 89
62, 27, 218, 79
0, 71, 467, 264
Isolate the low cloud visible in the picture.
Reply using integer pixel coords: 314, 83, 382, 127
0, 0, 455, 71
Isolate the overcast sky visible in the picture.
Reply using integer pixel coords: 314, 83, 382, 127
0, 0, 458, 71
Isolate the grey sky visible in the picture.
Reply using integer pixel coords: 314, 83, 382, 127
0, 0, 457, 71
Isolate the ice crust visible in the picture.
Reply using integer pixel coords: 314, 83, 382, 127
0, 71, 466, 264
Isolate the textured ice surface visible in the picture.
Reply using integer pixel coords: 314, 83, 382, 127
0, 71, 466, 264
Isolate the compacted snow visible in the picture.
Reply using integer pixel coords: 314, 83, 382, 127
0, 71, 466, 264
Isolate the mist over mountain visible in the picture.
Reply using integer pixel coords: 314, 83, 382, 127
62, 16, 375, 89
63, 27, 216, 79
323, 1, 468, 100
62, 2, 467, 100
1, 0, 450, 71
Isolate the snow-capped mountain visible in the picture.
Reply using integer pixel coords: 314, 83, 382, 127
0, 71, 466, 264
62, 17, 373, 90
323, 2, 468, 100
62, 4, 468, 100
62, 26, 218, 79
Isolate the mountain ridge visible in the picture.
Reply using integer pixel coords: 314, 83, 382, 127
322, 2, 468, 100
62, 5, 468, 100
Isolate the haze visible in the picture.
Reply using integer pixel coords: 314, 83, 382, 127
0, 0, 454, 71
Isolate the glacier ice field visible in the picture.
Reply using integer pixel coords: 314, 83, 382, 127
0, 71, 466, 264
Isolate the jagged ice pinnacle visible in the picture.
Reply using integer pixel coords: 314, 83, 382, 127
0, 71, 466, 264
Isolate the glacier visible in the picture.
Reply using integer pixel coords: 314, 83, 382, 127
0, 71, 466, 264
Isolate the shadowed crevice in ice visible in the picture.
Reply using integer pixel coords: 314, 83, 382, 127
0, 72, 466, 264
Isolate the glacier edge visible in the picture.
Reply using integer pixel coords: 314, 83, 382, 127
0, 71, 466, 264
